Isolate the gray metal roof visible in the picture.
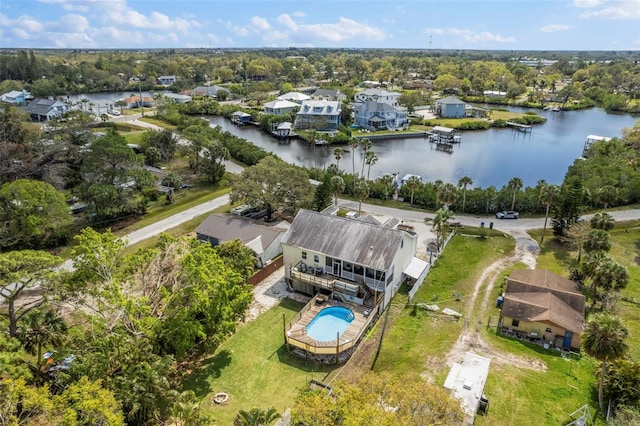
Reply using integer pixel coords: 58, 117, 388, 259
195, 214, 286, 249
436, 96, 466, 105
281, 209, 405, 270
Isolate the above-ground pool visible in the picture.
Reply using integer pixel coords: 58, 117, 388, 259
306, 306, 355, 342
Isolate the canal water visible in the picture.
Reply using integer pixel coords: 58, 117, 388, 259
208, 108, 638, 188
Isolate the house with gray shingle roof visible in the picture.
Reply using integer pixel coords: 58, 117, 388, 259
353, 100, 408, 131
281, 209, 424, 311
311, 88, 347, 102
435, 96, 467, 118
190, 85, 229, 98
21, 98, 70, 121
294, 100, 341, 131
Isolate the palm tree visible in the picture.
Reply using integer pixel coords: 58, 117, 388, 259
333, 147, 344, 170
234, 407, 281, 426
484, 186, 497, 213
404, 175, 422, 204
582, 313, 629, 411
507, 177, 523, 211
348, 138, 359, 191
354, 180, 369, 217
583, 229, 611, 254
172, 390, 202, 426
437, 183, 458, 209
331, 175, 345, 206
359, 138, 372, 178
18, 307, 68, 375
365, 150, 378, 181
429, 207, 454, 248
539, 184, 560, 244
590, 212, 615, 231
457, 176, 473, 213
379, 174, 394, 200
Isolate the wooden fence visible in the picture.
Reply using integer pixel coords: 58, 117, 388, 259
248, 256, 284, 286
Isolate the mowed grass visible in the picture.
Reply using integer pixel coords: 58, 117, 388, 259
182, 298, 338, 425
138, 116, 177, 130
373, 231, 514, 376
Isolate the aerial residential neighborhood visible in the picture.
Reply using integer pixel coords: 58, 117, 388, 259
0, 1, 639, 425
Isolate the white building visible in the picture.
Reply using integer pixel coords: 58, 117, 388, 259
354, 88, 401, 107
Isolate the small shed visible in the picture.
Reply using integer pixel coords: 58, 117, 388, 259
444, 352, 491, 425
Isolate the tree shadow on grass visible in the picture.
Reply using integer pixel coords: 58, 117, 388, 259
180, 349, 232, 398
273, 344, 338, 377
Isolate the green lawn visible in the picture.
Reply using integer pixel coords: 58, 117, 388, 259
181, 298, 338, 425
123, 131, 148, 145
138, 116, 176, 130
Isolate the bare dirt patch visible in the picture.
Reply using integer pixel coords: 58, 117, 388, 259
243, 267, 309, 323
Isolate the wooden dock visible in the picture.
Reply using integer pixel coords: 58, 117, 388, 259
506, 121, 532, 132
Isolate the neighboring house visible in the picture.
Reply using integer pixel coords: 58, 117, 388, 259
231, 111, 252, 124
190, 85, 229, 99
1, 90, 32, 105
21, 98, 70, 121
354, 88, 400, 106
435, 96, 467, 118
294, 100, 341, 131
353, 100, 408, 131
499, 269, 585, 350
263, 99, 299, 115
164, 93, 192, 104
122, 95, 154, 108
195, 214, 290, 268
310, 88, 347, 102
281, 209, 426, 312
483, 90, 507, 98
157, 75, 177, 85
277, 91, 310, 104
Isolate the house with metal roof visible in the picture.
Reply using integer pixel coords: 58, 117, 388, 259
354, 88, 401, 107
435, 96, 467, 118
281, 209, 425, 311
277, 91, 310, 104
21, 98, 70, 121
353, 100, 408, 131
498, 269, 585, 350
263, 99, 299, 115
294, 100, 341, 131
190, 85, 229, 98
195, 214, 290, 268
1, 90, 32, 105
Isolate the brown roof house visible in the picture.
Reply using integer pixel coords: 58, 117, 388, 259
195, 214, 290, 268
499, 270, 585, 350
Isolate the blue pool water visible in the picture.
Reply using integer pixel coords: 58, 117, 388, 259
306, 306, 355, 342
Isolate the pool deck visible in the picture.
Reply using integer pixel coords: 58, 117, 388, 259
285, 299, 373, 349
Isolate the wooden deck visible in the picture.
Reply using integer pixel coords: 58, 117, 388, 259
285, 298, 376, 356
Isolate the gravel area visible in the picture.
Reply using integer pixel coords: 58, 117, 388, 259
244, 267, 310, 323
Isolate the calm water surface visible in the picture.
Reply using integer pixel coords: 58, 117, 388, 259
209, 107, 638, 188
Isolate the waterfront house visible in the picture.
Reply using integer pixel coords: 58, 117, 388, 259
231, 111, 252, 124
190, 85, 229, 99
311, 88, 347, 102
353, 100, 408, 131
277, 91, 310, 104
499, 269, 585, 350
21, 98, 70, 121
157, 75, 177, 85
281, 209, 426, 312
435, 96, 467, 118
1, 90, 32, 105
354, 88, 400, 107
263, 99, 299, 115
294, 100, 341, 131
122, 95, 154, 109
195, 214, 290, 268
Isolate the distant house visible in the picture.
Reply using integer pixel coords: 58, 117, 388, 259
164, 93, 192, 104
310, 88, 347, 102
122, 95, 154, 108
294, 100, 341, 131
483, 90, 507, 98
281, 209, 425, 311
263, 99, 299, 115
195, 214, 290, 268
354, 88, 400, 107
499, 269, 585, 350
190, 85, 229, 99
21, 98, 70, 121
277, 92, 310, 104
1, 90, 32, 105
353, 100, 408, 131
157, 75, 177, 85
435, 96, 467, 118
231, 111, 252, 124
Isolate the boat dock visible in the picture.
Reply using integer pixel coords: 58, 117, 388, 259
354, 131, 429, 141
506, 121, 532, 133
582, 134, 612, 158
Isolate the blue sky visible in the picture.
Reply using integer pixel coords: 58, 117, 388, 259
0, 0, 638, 50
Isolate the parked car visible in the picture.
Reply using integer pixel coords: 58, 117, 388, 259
496, 211, 519, 219
109, 109, 121, 116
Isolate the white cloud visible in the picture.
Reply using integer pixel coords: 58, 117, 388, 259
225, 20, 250, 36
272, 14, 386, 44
578, 1, 640, 19
291, 11, 306, 17
541, 24, 572, 33
250, 16, 271, 31
573, 0, 603, 7
206, 33, 221, 43
426, 27, 515, 43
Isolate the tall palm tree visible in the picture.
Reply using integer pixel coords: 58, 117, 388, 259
354, 180, 369, 217
365, 150, 378, 181
234, 407, 281, 426
437, 183, 458, 209
359, 138, 372, 178
404, 175, 422, 205
539, 183, 560, 244
457, 176, 473, 213
583, 229, 611, 254
582, 313, 629, 411
590, 212, 615, 231
429, 207, 454, 248
18, 307, 68, 375
331, 175, 345, 206
333, 147, 344, 170
348, 138, 359, 191
507, 177, 523, 211
379, 174, 394, 200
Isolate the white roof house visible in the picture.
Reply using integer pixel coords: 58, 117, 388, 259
277, 92, 311, 104
354, 89, 401, 107
264, 99, 299, 115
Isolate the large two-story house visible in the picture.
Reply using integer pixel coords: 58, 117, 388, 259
354, 88, 401, 106
1, 90, 32, 105
294, 100, 341, 131
263, 99, 299, 115
21, 98, 70, 121
353, 100, 408, 131
281, 209, 426, 312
